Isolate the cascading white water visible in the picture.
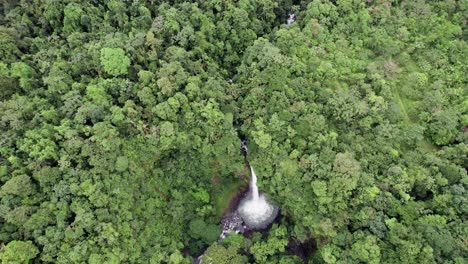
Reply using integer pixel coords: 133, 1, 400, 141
287, 13, 296, 25
250, 166, 259, 201
238, 166, 278, 229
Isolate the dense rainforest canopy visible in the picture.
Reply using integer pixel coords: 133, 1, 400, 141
0, 0, 467, 263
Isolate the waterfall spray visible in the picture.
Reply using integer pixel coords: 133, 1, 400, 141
238, 166, 278, 229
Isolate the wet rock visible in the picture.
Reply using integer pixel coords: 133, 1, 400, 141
219, 211, 245, 240
240, 140, 248, 156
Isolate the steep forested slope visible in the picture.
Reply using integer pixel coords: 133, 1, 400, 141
0, 0, 466, 263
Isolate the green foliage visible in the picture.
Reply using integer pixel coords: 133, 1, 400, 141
100, 48, 130, 76
201, 244, 247, 264
0, 0, 466, 263
253, 129, 272, 149
86, 84, 110, 107
189, 219, 220, 245
251, 237, 288, 262
0, 241, 39, 264
1, 175, 35, 196
350, 236, 381, 264
115, 156, 129, 172
10, 62, 35, 91
428, 109, 460, 145
63, 4, 83, 34
251, 225, 289, 262
0, 27, 21, 63
223, 233, 246, 250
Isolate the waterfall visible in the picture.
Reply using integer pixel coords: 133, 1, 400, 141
287, 13, 296, 25
250, 166, 259, 201
237, 166, 279, 229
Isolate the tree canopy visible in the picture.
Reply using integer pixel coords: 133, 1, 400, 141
0, 0, 466, 263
